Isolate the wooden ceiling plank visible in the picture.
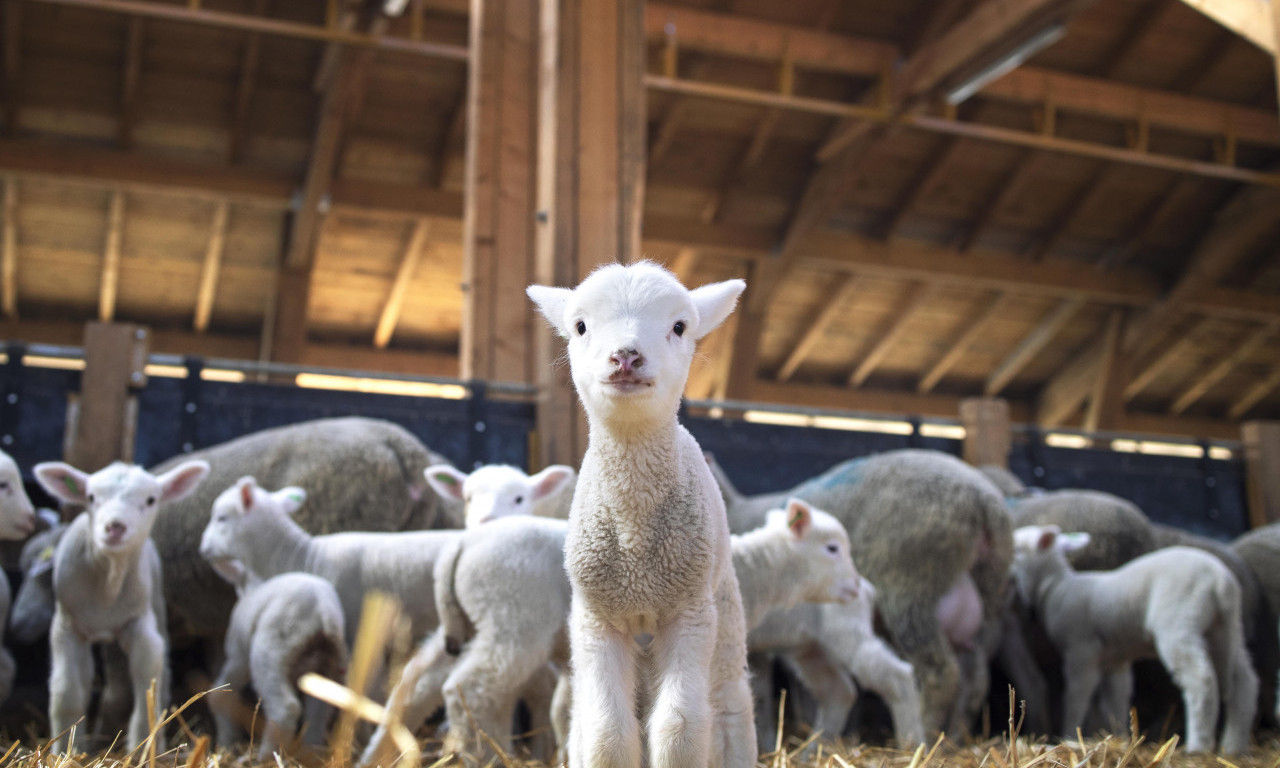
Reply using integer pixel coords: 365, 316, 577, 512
848, 281, 935, 387
956, 149, 1036, 253
1095, 176, 1195, 270
666, 247, 699, 286
1027, 162, 1109, 261
1090, 0, 1168, 77
3, 0, 21, 136
1175, 0, 1273, 54
877, 136, 961, 240
430, 90, 467, 189
1083, 307, 1130, 432
374, 217, 431, 349
918, 291, 1013, 393
193, 200, 229, 333
1124, 316, 1216, 400
228, 0, 268, 165
1, 176, 15, 318
984, 296, 1084, 396
776, 274, 859, 382
99, 191, 125, 323
118, 17, 144, 150
1169, 320, 1279, 414
1228, 366, 1280, 419
1170, 28, 1235, 93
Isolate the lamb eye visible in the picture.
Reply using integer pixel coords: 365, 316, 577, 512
515, 495, 524, 504
88, 494, 95, 504
576, 320, 586, 336
826, 543, 839, 554
146, 496, 156, 507
0, 481, 8, 491
673, 321, 685, 337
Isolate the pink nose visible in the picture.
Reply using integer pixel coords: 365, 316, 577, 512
104, 521, 126, 538
610, 349, 644, 372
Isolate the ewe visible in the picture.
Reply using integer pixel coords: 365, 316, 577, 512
527, 261, 753, 768
1011, 525, 1257, 753
35, 459, 210, 754
0, 448, 36, 706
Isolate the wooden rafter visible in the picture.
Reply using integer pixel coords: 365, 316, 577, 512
1230, 366, 1280, 419
1175, 0, 1274, 54
702, 109, 781, 223
3, 0, 20, 136
228, 0, 267, 164
1027, 162, 1108, 261
876, 136, 959, 240
848, 282, 935, 387
984, 297, 1084, 396
649, 60, 711, 166
1083, 307, 1130, 432
776, 274, 859, 382
1096, 176, 1195, 269
1090, 0, 1167, 77
1171, 28, 1236, 93
1, 176, 15, 318
918, 292, 1013, 393
1169, 320, 1279, 414
193, 200, 229, 333
904, 0, 975, 56
118, 17, 144, 150
430, 89, 466, 189
1123, 316, 1216, 400
374, 218, 431, 349
99, 191, 125, 323
956, 150, 1036, 252
666, 247, 698, 285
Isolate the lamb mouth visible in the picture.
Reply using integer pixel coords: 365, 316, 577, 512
604, 375, 653, 393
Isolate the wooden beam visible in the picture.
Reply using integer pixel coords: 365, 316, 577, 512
666, 247, 698, 285
960, 396, 1012, 467
876, 136, 959, 240
429, 89, 467, 189
228, 0, 268, 164
1095, 176, 1195, 270
1242, 421, 1280, 527
1083, 307, 1129, 432
1124, 316, 1217, 400
1089, 0, 1166, 77
3, 0, 21, 136
1, 176, 15, 319
68, 321, 149, 471
374, 218, 431, 349
984, 297, 1084, 396
956, 149, 1036, 252
1170, 320, 1279, 415
25, 0, 470, 60
117, 17, 144, 150
848, 282, 935, 387
1170, 28, 1236, 94
99, 191, 125, 323
1230, 368, 1280, 419
776, 274, 859, 382
1175, 0, 1273, 54
193, 200, 229, 333
918, 292, 1013, 393
1026, 163, 1108, 261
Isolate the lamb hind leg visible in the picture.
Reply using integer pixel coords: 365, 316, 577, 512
877, 598, 957, 738
118, 611, 168, 751
1154, 634, 1218, 753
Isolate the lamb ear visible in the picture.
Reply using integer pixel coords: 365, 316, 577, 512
526, 285, 573, 338
1057, 532, 1091, 553
689, 279, 746, 340
34, 462, 90, 506
1035, 528, 1057, 551
236, 476, 257, 512
157, 460, 211, 504
424, 465, 469, 502
530, 465, 575, 501
271, 487, 307, 516
785, 498, 812, 538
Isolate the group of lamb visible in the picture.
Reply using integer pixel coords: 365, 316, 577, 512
0, 261, 1277, 767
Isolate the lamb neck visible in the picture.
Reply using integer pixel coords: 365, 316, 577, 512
240, 513, 316, 580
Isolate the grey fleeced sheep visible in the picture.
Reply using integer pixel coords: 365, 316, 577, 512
709, 449, 1012, 738
35, 459, 210, 754
1011, 525, 1257, 753
0, 449, 36, 706
149, 417, 454, 644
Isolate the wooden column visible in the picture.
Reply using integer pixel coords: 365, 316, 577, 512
960, 397, 1012, 468
1243, 421, 1280, 528
530, 0, 646, 467
66, 322, 149, 474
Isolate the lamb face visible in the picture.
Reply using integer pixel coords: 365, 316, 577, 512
35, 460, 209, 553
1010, 524, 1090, 603
0, 451, 35, 539
528, 261, 744, 431
770, 498, 861, 605
199, 475, 306, 564
426, 463, 576, 528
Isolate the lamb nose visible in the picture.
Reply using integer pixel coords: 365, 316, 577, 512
610, 349, 644, 372
104, 521, 126, 537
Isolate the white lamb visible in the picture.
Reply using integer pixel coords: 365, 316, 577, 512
34, 459, 210, 754
528, 261, 753, 768
203, 538, 347, 759
424, 463, 576, 528
0, 448, 36, 706
198, 475, 460, 647
360, 497, 859, 767
1010, 524, 1257, 753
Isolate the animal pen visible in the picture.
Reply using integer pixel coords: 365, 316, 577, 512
1, 0, 1280, 765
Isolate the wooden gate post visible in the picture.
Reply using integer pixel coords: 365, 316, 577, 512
960, 396, 1012, 468
65, 322, 149, 473
1242, 420, 1280, 528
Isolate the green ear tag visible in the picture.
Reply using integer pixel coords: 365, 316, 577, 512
62, 476, 80, 497
788, 509, 804, 528
39, 545, 54, 562
288, 491, 304, 504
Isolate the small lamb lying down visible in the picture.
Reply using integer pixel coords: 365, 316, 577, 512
203, 537, 347, 759
1011, 525, 1257, 753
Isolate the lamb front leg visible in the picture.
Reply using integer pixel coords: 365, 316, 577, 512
569, 602, 640, 768
648, 604, 717, 768
49, 611, 95, 754
119, 611, 168, 752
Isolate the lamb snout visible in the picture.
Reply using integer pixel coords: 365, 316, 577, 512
99, 519, 130, 547
609, 347, 644, 373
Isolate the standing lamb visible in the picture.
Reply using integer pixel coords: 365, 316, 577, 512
424, 463, 576, 527
202, 536, 347, 759
707, 450, 1011, 738
1010, 524, 1257, 753
528, 262, 755, 768
34, 459, 210, 754
0, 448, 36, 705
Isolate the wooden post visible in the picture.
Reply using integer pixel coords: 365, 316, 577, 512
530, 0, 646, 467
960, 397, 1012, 468
66, 322, 149, 473
1242, 421, 1280, 528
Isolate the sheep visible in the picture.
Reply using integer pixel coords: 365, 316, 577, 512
528, 261, 755, 768
360, 497, 860, 767
34, 459, 210, 754
748, 579, 923, 749
147, 417, 455, 645
202, 542, 347, 760
707, 449, 1012, 739
1232, 523, 1280, 724
0, 450, 36, 706
424, 463, 576, 527
1010, 524, 1257, 753
197, 475, 458, 647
